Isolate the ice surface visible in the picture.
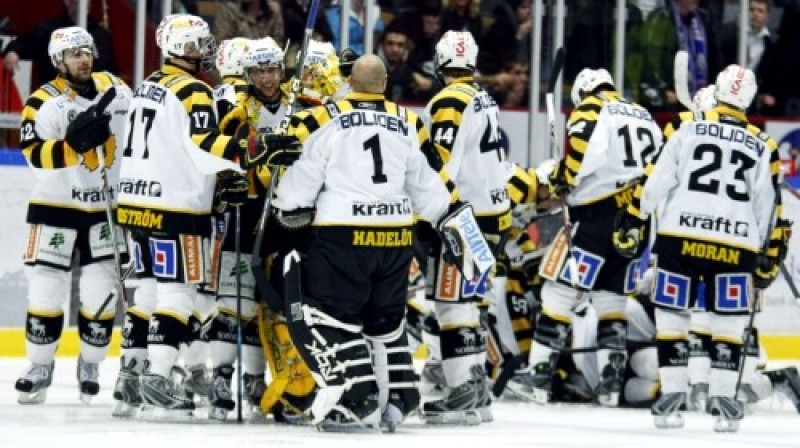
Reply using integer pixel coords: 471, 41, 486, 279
1, 358, 799, 448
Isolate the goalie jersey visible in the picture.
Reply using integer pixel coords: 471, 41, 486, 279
20, 72, 131, 228
629, 105, 780, 253
274, 92, 458, 230
562, 91, 663, 207
425, 78, 510, 232
117, 65, 242, 236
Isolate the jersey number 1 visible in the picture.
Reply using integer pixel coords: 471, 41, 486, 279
363, 134, 387, 184
123, 107, 156, 159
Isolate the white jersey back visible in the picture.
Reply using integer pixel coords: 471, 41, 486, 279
274, 93, 451, 227
117, 66, 241, 234
640, 113, 776, 251
425, 80, 509, 217
567, 92, 662, 206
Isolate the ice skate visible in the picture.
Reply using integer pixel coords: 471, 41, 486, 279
15, 362, 54, 405
422, 366, 486, 425
140, 372, 195, 418
77, 356, 100, 404
651, 392, 687, 428
709, 396, 743, 432
208, 365, 235, 421
686, 382, 709, 411
112, 360, 143, 417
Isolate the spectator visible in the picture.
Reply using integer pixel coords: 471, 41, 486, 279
377, 23, 432, 102
325, 0, 384, 55
283, 0, 334, 71
767, 1, 800, 116
393, 0, 442, 79
722, 0, 779, 115
499, 60, 530, 108
639, 0, 722, 110
214, 0, 285, 46
479, 0, 532, 75
440, 0, 483, 40
1, 0, 118, 88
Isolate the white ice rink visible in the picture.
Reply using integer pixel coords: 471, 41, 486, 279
1, 357, 799, 448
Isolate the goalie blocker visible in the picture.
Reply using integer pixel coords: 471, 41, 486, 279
438, 202, 497, 290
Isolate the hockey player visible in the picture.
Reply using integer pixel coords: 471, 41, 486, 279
115, 14, 293, 414
417, 30, 508, 425
520, 68, 663, 407
15, 26, 131, 405
614, 64, 789, 431
205, 36, 282, 420
273, 54, 487, 432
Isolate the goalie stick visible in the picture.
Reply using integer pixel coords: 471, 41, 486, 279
673, 51, 693, 110
250, 0, 321, 312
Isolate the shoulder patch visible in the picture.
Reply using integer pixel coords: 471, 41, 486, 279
42, 83, 61, 98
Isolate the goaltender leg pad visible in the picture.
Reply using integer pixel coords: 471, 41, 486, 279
439, 204, 496, 286
366, 323, 420, 418
257, 306, 315, 415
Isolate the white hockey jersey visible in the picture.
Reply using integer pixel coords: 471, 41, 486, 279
117, 65, 242, 236
274, 92, 454, 229
424, 78, 510, 226
636, 106, 779, 253
20, 73, 131, 228
563, 91, 663, 207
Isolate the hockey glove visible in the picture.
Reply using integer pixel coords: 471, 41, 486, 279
240, 133, 302, 169
548, 159, 572, 198
612, 208, 646, 258
274, 207, 315, 230
214, 173, 249, 212
754, 218, 793, 289
65, 105, 112, 154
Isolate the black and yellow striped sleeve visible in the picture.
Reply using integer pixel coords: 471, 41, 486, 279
563, 96, 602, 186
752, 125, 783, 255
428, 87, 473, 164
172, 79, 238, 161
20, 87, 81, 169
408, 108, 459, 204
662, 110, 695, 141
507, 164, 538, 207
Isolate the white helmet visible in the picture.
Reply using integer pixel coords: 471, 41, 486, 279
155, 14, 180, 49
435, 30, 478, 73
691, 84, 717, 112
714, 64, 757, 110
570, 68, 615, 106
157, 14, 215, 68
215, 37, 251, 77
48, 26, 97, 68
242, 37, 285, 83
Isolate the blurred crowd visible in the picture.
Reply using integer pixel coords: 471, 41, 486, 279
4, 0, 800, 115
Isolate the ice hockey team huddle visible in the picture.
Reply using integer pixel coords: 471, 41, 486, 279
12, 9, 800, 434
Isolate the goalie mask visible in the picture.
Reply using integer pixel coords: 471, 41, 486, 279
714, 64, 757, 110
158, 14, 216, 71
215, 37, 251, 77
286, 40, 344, 104
434, 30, 478, 75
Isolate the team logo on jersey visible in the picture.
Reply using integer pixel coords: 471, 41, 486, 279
49, 232, 65, 249
149, 239, 177, 279
653, 270, 691, 309
462, 269, 490, 298
624, 258, 644, 294
715, 273, 750, 312
67, 109, 78, 122
559, 247, 604, 289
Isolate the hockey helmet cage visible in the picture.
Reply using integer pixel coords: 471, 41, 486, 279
48, 26, 97, 67
714, 64, 757, 110
292, 40, 344, 102
216, 37, 251, 77
435, 30, 478, 73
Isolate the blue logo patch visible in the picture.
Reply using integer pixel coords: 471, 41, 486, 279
715, 273, 750, 312
149, 239, 177, 279
653, 270, 691, 309
559, 247, 604, 289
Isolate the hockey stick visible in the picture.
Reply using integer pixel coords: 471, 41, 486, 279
735, 201, 779, 395
781, 180, 800, 201
234, 205, 244, 423
92, 87, 128, 319
673, 51, 693, 110
250, 0, 320, 310
544, 48, 579, 288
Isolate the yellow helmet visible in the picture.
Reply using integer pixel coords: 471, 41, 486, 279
283, 40, 344, 104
